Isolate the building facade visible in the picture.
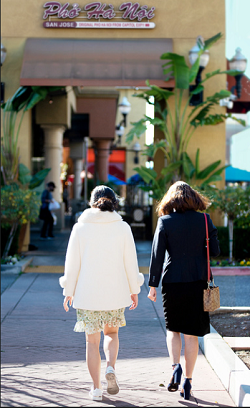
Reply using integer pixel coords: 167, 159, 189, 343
1, 0, 227, 248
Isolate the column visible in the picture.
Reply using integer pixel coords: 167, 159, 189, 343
74, 159, 83, 200
42, 125, 65, 203
93, 139, 112, 182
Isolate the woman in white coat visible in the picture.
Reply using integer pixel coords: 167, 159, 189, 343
59, 185, 144, 401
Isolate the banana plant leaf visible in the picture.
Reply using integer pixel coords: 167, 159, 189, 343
18, 163, 51, 189
126, 119, 147, 143
200, 174, 223, 186
203, 32, 223, 49
182, 152, 195, 179
143, 140, 167, 158
18, 163, 32, 185
29, 168, 51, 190
161, 53, 190, 89
134, 166, 158, 184
196, 160, 222, 180
161, 161, 182, 175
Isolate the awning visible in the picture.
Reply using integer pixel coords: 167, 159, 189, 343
20, 38, 174, 87
225, 166, 250, 182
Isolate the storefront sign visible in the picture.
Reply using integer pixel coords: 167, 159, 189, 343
43, 2, 156, 28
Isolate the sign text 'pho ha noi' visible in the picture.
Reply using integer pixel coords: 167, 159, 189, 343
43, 2, 156, 28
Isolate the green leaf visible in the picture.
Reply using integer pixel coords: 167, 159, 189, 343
190, 84, 204, 95
24, 92, 46, 111
206, 90, 231, 102
160, 53, 190, 89
196, 160, 221, 180
125, 119, 147, 144
189, 58, 200, 83
2, 87, 32, 112
195, 149, 200, 175
201, 174, 223, 186
29, 168, 51, 190
203, 33, 222, 51
143, 140, 167, 158
161, 161, 182, 174
18, 163, 32, 185
182, 152, 195, 179
134, 166, 157, 184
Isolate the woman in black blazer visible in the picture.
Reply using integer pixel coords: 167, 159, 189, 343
148, 181, 220, 400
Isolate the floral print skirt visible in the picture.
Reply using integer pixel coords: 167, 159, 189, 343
74, 308, 126, 334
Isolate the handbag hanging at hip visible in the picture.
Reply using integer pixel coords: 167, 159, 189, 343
203, 213, 220, 312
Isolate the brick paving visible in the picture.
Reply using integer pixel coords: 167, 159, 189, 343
1, 229, 236, 407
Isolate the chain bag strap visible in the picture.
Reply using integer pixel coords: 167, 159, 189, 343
203, 213, 220, 312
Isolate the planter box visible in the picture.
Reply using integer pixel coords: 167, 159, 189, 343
1, 256, 33, 274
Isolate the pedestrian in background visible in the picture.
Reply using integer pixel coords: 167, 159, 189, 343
59, 185, 144, 401
39, 181, 56, 240
147, 181, 220, 400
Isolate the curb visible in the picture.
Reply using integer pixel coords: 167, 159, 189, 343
211, 306, 250, 315
1, 256, 33, 274
199, 323, 250, 407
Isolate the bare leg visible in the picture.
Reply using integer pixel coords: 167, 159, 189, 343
166, 330, 182, 364
103, 325, 119, 369
85, 331, 102, 389
183, 334, 199, 379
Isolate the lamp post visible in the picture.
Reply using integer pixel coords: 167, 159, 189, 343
118, 96, 131, 127
1, 43, 7, 104
133, 142, 141, 164
229, 47, 247, 99
189, 36, 210, 106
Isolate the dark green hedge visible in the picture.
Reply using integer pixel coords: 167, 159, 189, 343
216, 227, 250, 260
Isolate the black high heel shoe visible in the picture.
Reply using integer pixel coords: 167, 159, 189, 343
168, 363, 182, 392
180, 377, 192, 400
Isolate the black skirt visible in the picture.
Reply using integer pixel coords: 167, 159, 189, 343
161, 280, 210, 337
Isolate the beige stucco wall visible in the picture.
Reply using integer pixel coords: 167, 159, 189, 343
1, 0, 226, 231
1, 0, 224, 40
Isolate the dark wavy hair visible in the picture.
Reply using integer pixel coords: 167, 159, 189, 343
89, 185, 119, 212
157, 181, 211, 216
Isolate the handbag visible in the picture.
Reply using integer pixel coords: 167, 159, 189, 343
203, 213, 220, 312
49, 199, 60, 211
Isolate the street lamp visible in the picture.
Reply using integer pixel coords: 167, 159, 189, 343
118, 96, 131, 127
133, 142, 141, 164
1, 43, 7, 104
115, 124, 124, 145
189, 36, 210, 106
229, 47, 247, 99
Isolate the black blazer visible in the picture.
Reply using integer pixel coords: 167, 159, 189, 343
148, 210, 220, 287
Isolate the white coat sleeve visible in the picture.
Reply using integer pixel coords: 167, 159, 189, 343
59, 224, 81, 297
123, 223, 144, 294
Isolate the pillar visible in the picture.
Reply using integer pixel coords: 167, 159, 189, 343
74, 159, 83, 200
42, 125, 65, 203
93, 139, 112, 182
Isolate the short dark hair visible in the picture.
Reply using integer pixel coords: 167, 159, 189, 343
47, 182, 56, 188
90, 185, 119, 212
157, 181, 211, 216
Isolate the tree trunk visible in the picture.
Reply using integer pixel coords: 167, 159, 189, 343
2, 222, 19, 258
228, 219, 234, 262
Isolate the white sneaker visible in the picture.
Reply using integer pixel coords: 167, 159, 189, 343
89, 386, 103, 401
105, 366, 119, 395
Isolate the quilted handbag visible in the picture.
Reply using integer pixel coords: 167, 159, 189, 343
203, 213, 220, 312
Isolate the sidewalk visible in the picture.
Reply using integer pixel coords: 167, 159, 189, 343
1, 227, 249, 407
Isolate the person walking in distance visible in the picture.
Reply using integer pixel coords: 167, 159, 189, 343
59, 185, 144, 401
147, 181, 220, 400
40, 181, 56, 240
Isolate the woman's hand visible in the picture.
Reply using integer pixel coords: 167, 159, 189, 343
63, 296, 73, 312
148, 287, 157, 302
129, 294, 138, 310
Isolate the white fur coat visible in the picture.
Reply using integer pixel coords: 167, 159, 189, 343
59, 208, 144, 310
